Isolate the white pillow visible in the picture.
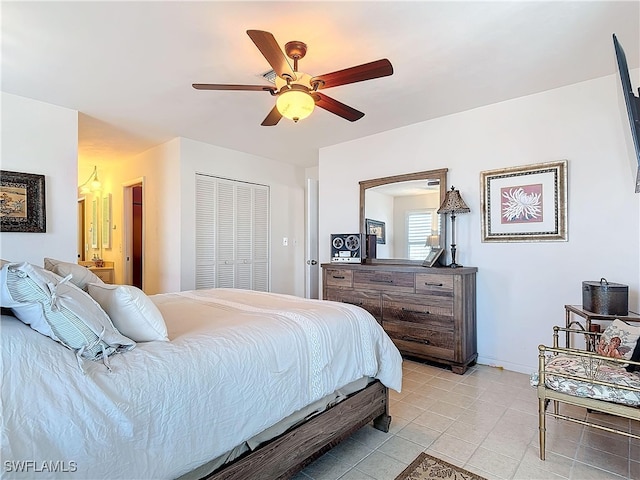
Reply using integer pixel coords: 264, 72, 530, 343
87, 283, 169, 342
44, 257, 104, 291
0, 262, 135, 361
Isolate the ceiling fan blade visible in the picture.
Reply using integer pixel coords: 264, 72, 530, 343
192, 83, 275, 92
246, 30, 295, 80
313, 93, 364, 122
312, 59, 393, 89
261, 105, 282, 126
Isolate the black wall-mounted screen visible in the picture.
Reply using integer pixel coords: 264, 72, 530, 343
613, 33, 640, 193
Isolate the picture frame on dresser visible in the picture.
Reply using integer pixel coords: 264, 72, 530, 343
365, 218, 386, 244
0, 170, 46, 233
480, 160, 567, 242
422, 247, 444, 267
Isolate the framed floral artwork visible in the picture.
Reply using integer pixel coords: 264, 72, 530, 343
480, 160, 567, 242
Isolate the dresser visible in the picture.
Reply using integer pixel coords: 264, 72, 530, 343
78, 261, 115, 284
322, 263, 477, 374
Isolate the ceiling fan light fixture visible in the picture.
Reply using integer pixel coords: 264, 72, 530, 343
276, 87, 315, 123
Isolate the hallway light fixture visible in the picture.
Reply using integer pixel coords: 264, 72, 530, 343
78, 166, 102, 194
437, 186, 470, 268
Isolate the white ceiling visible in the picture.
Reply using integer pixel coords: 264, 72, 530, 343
2, 1, 639, 169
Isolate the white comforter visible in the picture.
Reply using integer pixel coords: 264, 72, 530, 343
2, 288, 402, 479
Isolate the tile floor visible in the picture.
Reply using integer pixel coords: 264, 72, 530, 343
293, 359, 639, 480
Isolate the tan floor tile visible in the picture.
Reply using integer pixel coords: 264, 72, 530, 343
575, 445, 630, 478
428, 400, 466, 420
519, 445, 574, 479
450, 382, 484, 398
395, 422, 440, 448
387, 414, 410, 435
425, 376, 458, 391
428, 433, 478, 463
444, 419, 493, 445
348, 425, 391, 450
481, 430, 530, 460
327, 437, 374, 467
400, 391, 437, 410
403, 369, 431, 385
376, 435, 424, 464
413, 410, 455, 432
336, 468, 376, 480
353, 451, 407, 480
300, 452, 352, 480
466, 446, 520, 479
513, 462, 569, 480
391, 400, 425, 421
580, 429, 631, 457
570, 460, 629, 480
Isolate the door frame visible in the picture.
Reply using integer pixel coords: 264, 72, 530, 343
122, 177, 145, 288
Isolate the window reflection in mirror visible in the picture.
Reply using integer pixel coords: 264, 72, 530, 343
360, 169, 448, 264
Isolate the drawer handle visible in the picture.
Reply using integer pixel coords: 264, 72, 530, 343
332, 275, 346, 279
402, 307, 429, 315
424, 282, 443, 287
401, 335, 430, 345
371, 279, 393, 284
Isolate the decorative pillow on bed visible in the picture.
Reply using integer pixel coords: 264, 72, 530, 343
87, 283, 169, 342
596, 319, 640, 361
0, 262, 135, 363
44, 257, 104, 291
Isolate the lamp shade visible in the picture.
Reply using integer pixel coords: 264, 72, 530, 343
437, 186, 470, 214
276, 87, 315, 122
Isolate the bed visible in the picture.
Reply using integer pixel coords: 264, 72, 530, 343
1, 261, 403, 479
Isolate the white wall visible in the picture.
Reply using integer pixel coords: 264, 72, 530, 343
319, 73, 640, 374
0, 93, 78, 265
179, 138, 306, 296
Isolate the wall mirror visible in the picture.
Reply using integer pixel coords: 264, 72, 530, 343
360, 168, 448, 264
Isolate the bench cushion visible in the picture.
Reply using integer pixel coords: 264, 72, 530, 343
532, 353, 640, 407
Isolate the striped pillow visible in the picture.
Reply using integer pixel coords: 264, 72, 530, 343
0, 262, 135, 363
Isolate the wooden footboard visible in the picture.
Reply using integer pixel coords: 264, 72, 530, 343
202, 380, 390, 480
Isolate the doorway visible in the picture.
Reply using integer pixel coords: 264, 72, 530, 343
77, 198, 86, 261
123, 180, 144, 289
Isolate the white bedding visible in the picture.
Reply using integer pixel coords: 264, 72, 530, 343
1, 288, 402, 479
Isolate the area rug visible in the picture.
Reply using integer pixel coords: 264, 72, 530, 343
395, 453, 487, 480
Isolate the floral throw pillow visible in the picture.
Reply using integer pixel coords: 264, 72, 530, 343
596, 319, 640, 361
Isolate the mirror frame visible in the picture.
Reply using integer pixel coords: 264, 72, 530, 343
359, 168, 448, 265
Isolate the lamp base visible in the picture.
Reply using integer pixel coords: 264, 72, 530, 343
448, 262, 463, 269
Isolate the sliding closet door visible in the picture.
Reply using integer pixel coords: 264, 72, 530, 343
196, 174, 270, 291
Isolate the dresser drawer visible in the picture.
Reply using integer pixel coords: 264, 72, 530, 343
382, 293, 453, 320
324, 268, 353, 287
353, 270, 414, 293
325, 288, 382, 322
92, 268, 114, 284
383, 320, 455, 361
415, 274, 454, 294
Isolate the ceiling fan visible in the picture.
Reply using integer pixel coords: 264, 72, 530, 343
193, 30, 394, 126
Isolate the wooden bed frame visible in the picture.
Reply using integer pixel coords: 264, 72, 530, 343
203, 380, 390, 480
